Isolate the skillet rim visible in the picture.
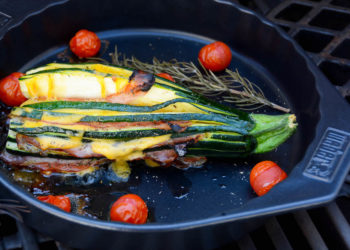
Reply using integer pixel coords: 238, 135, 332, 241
0, 0, 349, 233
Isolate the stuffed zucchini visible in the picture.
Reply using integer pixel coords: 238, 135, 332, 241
1, 63, 297, 181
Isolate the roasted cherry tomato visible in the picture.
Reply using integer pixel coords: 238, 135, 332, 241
198, 41, 232, 72
0, 72, 27, 106
156, 73, 175, 82
69, 29, 101, 58
250, 160, 287, 196
37, 195, 71, 212
110, 194, 148, 224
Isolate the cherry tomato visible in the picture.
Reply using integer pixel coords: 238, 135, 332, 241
250, 161, 287, 196
110, 194, 148, 224
156, 73, 175, 82
69, 29, 101, 58
37, 195, 71, 212
0, 72, 27, 106
198, 41, 232, 72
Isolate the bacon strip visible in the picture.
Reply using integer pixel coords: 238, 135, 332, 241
145, 149, 178, 167
0, 150, 110, 173
16, 134, 103, 158
172, 156, 207, 170
144, 149, 207, 169
13, 117, 191, 131
106, 71, 155, 104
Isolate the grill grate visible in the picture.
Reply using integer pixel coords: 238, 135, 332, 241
267, 0, 350, 82
233, 199, 350, 249
1, 0, 350, 249
261, 0, 350, 100
0, 214, 71, 250
234, 0, 350, 101
1, 199, 350, 249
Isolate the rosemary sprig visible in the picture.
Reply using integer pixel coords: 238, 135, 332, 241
90, 46, 290, 113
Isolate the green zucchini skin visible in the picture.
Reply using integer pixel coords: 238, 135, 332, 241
250, 114, 297, 153
11, 126, 170, 139
11, 126, 81, 137
79, 113, 243, 125
12, 107, 252, 133
23, 99, 193, 112
22, 99, 238, 119
11, 125, 246, 139
186, 149, 251, 158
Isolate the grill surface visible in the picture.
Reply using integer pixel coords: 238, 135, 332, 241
1, 198, 350, 249
1, 0, 350, 249
235, 0, 350, 101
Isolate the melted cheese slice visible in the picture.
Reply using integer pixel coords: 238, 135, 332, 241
21, 73, 118, 99
109, 160, 131, 180
91, 135, 171, 160
127, 85, 179, 106
31, 134, 171, 163
36, 136, 83, 150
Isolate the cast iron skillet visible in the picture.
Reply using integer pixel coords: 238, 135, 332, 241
0, 0, 350, 249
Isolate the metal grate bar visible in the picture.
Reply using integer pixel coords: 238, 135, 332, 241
345, 174, 350, 184
267, 1, 350, 36
237, 235, 257, 250
340, 182, 350, 197
16, 221, 39, 250
265, 217, 293, 250
262, 0, 350, 97
55, 242, 73, 250
293, 210, 328, 250
2, 234, 21, 250
231, 0, 284, 14
253, 0, 272, 14
325, 202, 350, 249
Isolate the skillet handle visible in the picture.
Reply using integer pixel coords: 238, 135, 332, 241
230, 128, 350, 219
287, 71, 350, 198
0, 0, 67, 40
300, 127, 350, 184
232, 73, 350, 218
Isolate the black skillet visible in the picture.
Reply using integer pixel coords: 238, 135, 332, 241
0, 0, 350, 249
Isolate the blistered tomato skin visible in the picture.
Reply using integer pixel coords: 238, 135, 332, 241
110, 194, 148, 224
37, 195, 71, 212
69, 29, 101, 58
156, 73, 175, 82
250, 161, 287, 196
198, 41, 232, 72
0, 72, 27, 106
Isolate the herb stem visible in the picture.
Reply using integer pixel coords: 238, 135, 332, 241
228, 89, 291, 113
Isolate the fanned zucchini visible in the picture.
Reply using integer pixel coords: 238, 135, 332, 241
1, 63, 297, 179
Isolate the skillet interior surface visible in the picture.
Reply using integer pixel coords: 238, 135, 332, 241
0, 28, 318, 223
